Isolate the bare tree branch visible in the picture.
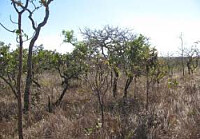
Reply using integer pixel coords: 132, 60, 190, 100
11, 0, 20, 13
0, 23, 15, 33
0, 75, 18, 99
10, 15, 18, 24
26, 8, 37, 30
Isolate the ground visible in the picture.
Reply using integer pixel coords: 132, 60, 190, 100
0, 72, 200, 139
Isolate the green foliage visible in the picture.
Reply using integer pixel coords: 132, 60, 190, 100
62, 30, 77, 44
0, 42, 28, 88
32, 45, 56, 72
84, 119, 102, 136
84, 127, 93, 136
0, 42, 17, 77
14, 29, 29, 41
124, 34, 150, 77
149, 59, 168, 84
15, 29, 20, 34
168, 78, 179, 89
50, 31, 89, 85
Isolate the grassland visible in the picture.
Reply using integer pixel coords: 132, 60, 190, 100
0, 71, 199, 139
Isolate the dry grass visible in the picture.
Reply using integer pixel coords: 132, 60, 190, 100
0, 72, 199, 139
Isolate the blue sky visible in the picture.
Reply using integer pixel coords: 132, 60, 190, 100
0, 0, 200, 55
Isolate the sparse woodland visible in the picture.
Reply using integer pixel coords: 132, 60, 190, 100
0, 1, 200, 139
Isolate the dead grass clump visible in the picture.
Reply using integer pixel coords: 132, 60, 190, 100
24, 111, 73, 139
0, 100, 17, 122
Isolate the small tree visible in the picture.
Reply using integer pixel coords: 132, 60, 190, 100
123, 34, 146, 99
185, 45, 199, 75
165, 52, 175, 76
0, 42, 18, 98
24, 0, 54, 112
150, 59, 167, 86
85, 55, 111, 128
0, 0, 29, 137
30, 45, 55, 88
0, 42, 27, 139
0, 0, 54, 113
52, 30, 88, 106
143, 47, 158, 110
82, 26, 132, 98
179, 33, 185, 76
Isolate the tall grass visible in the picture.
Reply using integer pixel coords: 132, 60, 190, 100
0, 72, 199, 138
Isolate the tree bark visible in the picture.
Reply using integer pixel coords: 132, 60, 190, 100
17, 13, 23, 139
110, 71, 113, 87
24, 38, 35, 112
180, 33, 185, 76
54, 83, 68, 106
97, 90, 104, 128
113, 69, 119, 98
123, 76, 133, 98
146, 66, 150, 111
24, 3, 52, 112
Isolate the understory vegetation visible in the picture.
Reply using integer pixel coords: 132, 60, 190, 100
0, 26, 200, 139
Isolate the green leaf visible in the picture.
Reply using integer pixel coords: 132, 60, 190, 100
15, 29, 20, 34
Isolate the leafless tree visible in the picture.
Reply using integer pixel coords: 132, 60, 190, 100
179, 33, 185, 76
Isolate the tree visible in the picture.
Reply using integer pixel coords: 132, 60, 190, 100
143, 47, 158, 110
85, 54, 111, 128
0, 0, 29, 137
165, 52, 175, 75
0, 42, 30, 139
0, 0, 53, 137
52, 30, 89, 106
185, 45, 199, 75
179, 33, 185, 76
123, 34, 147, 99
82, 26, 133, 98
1, 0, 54, 113
0, 42, 18, 98
31, 45, 52, 88
24, 0, 53, 112
149, 59, 167, 87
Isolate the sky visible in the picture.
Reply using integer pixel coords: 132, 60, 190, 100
0, 0, 200, 56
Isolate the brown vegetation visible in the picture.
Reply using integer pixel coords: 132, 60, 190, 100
0, 71, 199, 139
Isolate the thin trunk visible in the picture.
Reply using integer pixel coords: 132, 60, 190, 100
48, 96, 52, 113
146, 66, 149, 111
187, 62, 190, 75
134, 77, 137, 98
54, 83, 68, 106
182, 57, 185, 76
97, 90, 104, 128
24, 29, 41, 112
180, 33, 185, 76
17, 13, 23, 139
24, 44, 33, 112
110, 71, 113, 87
32, 79, 41, 88
0, 75, 18, 99
24, 3, 52, 112
123, 76, 133, 98
113, 69, 119, 98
